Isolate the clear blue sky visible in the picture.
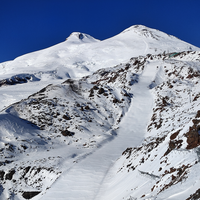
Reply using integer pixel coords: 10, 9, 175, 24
0, 0, 200, 63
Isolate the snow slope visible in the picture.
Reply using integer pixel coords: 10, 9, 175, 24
0, 25, 200, 200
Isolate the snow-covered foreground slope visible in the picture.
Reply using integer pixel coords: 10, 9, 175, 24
1, 25, 200, 200
1, 50, 200, 199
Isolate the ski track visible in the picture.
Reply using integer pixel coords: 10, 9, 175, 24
143, 38, 148, 55
39, 63, 158, 200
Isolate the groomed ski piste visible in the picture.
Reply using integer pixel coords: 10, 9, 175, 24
39, 60, 158, 200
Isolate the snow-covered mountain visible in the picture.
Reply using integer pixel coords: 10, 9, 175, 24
0, 25, 200, 200
1, 25, 198, 80
1, 25, 199, 112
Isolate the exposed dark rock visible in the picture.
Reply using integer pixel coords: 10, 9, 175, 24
22, 166, 31, 178
21, 144, 28, 150
5, 169, 15, 180
159, 165, 190, 194
22, 191, 41, 199
63, 115, 71, 120
85, 105, 90, 110
62, 79, 80, 94
0, 160, 13, 166
162, 96, 169, 106
89, 89, 94, 97
0, 74, 39, 87
79, 33, 84, 40
61, 130, 75, 137
125, 63, 131, 70
186, 188, 200, 200
185, 117, 200, 149
196, 110, 200, 118
164, 139, 183, 156
103, 93, 108, 96
170, 130, 180, 140
92, 85, 99, 90
122, 147, 134, 159
113, 98, 120, 103
98, 88, 105, 94
0, 170, 5, 180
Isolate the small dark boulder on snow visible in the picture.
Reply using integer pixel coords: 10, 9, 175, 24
89, 89, 94, 97
93, 85, 99, 90
85, 105, 90, 110
113, 98, 120, 103
62, 115, 71, 120
61, 130, 75, 137
98, 88, 105, 94
22, 191, 41, 199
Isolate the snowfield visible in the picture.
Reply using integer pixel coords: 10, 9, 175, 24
0, 25, 200, 200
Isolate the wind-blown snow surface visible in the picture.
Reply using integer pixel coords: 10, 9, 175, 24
1, 25, 200, 200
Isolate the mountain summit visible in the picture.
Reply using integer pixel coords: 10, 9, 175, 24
0, 25, 200, 200
66, 32, 100, 43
